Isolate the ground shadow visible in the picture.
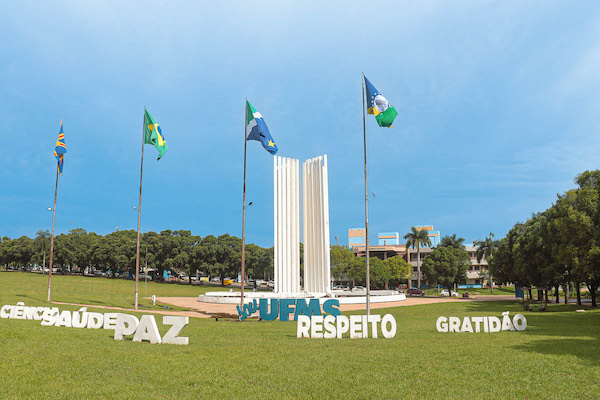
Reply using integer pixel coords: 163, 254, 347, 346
464, 299, 600, 363
513, 337, 600, 366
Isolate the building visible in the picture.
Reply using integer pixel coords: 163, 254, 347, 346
414, 225, 441, 247
378, 232, 400, 246
348, 228, 490, 289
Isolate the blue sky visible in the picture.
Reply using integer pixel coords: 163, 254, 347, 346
2, 1, 600, 247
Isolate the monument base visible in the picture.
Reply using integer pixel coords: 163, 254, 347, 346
197, 290, 406, 305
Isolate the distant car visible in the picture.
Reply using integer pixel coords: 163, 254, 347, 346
407, 288, 425, 296
256, 279, 266, 286
211, 277, 220, 282
440, 290, 459, 297
352, 286, 366, 292
267, 281, 275, 288
333, 285, 345, 290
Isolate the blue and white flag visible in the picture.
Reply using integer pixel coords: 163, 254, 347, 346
245, 100, 278, 155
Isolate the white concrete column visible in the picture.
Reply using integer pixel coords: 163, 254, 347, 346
274, 156, 300, 295
302, 155, 331, 295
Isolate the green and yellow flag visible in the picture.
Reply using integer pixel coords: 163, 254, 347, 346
364, 76, 398, 128
144, 109, 168, 160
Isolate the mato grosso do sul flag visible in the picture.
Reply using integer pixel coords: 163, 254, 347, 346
246, 100, 278, 155
53, 119, 66, 174
364, 76, 398, 128
144, 109, 168, 160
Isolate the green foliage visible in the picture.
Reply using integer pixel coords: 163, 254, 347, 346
492, 169, 600, 306
421, 247, 470, 293
384, 255, 411, 286
404, 226, 432, 288
347, 256, 402, 288
347, 256, 388, 287
439, 234, 465, 249
330, 245, 354, 280
0, 229, 274, 284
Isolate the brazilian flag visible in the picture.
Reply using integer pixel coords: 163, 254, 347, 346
144, 109, 168, 160
364, 76, 398, 128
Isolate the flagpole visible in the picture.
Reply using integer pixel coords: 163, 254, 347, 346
134, 108, 145, 310
362, 72, 371, 316
47, 164, 59, 302
240, 98, 248, 312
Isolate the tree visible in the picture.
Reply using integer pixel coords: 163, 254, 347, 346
439, 234, 465, 249
347, 256, 387, 288
475, 233, 499, 293
330, 245, 354, 281
404, 227, 431, 289
384, 255, 412, 288
421, 247, 469, 295
4, 236, 35, 269
245, 244, 273, 284
65, 228, 99, 274
34, 230, 51, 273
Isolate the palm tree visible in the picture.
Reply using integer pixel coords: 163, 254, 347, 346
475, 233, 498, 293
404, 227, 432, 289
35, 230, 51, 275
440, 234, 465, 249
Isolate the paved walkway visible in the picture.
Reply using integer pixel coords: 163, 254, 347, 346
52, 295, 520, 320
51, 300, 214, 318
156, 294, 520, 316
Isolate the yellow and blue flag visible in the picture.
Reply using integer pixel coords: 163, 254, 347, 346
246, 100, 277, 155
53, 120, 66, 174
144, 109, 168, 160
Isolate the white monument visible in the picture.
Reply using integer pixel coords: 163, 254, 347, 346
273, 156, 301, 295
198, 153, 406, 306
302, 156, 331, 295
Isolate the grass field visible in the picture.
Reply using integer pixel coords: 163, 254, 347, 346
1, 272, 599, 399
423, 286, 516, 296
0, 271, 226, 311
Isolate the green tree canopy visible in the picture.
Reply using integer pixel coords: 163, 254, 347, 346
421, 247, 469, 294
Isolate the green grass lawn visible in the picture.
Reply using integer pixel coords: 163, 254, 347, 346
1, 272, 599, 399
424, 286, 516, 296
0, 271, 227, 311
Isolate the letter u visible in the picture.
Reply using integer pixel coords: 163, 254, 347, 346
259, 299, 279, 321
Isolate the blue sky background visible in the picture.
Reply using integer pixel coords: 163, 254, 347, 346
2, 1, 600, 247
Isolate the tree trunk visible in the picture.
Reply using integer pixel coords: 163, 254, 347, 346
564, 281, 569, 305
587, 283, 597, 307
576, 281, 582, 306
528, 288, 532, 300
555, 285, 559, 303
416, 246, 421, 290
537, 289, 542, 302
489, 272, 493, 294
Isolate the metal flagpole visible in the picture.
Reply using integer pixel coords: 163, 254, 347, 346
134, 108, 145, 310
240, 98, 248, 312
47, 163, 59, 302
144, 246, 148, 295
362, 73, 371, 316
